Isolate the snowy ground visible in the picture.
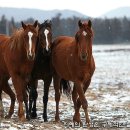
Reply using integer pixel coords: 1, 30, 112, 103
1, 44, 130, 130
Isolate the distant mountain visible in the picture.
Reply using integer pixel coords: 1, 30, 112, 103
0, 7, 88, 22
101, 7, 130, 18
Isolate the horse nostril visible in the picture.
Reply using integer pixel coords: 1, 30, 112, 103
43, 48, 51, 55
48, 49, 51, 54
81, 53, 87, 61
27, 53, 35, 60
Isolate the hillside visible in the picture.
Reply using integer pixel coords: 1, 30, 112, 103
101, 6, 130, 18
0, 7, 88, 22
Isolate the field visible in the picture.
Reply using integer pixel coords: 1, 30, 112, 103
0, 44, 130, 130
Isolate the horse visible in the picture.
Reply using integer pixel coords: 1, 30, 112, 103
0, 20, 38, 121
51, 20, 95, 125
0, 35, 15, 119
28, 20, 52, 122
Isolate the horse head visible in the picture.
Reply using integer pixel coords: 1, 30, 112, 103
21, 20, 38, 60
38, 20, 52, 55
75, 20, 93, 62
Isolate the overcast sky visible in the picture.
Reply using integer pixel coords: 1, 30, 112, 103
0, 0, 130, 17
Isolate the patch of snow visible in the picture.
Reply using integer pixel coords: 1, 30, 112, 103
8, 127, 18, 130
1, 44, 130, 129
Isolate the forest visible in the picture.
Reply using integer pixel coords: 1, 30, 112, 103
0, 14, 130, 44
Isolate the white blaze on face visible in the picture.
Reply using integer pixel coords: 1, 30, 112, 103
44, 29, 49, 51
83, 31, 87, 36
28, 31, 33, 56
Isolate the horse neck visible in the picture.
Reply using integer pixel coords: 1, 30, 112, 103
16, 40, 27, 58
10, 37, 27, 61
36, 41, 44, 58
1, 36, 10, 51
35, 41, 50, 61
10, 30, 23, 49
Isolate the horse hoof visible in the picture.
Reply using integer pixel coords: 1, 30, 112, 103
26, 115, 31, 120
19, 116, 26, 122
44, 119, 48, 122
0, 114, 4, 118
43, 116, 48, 122
73, 113, 81, 123
43, 114, 48, 122
5, 114, 11, 119
86, 119, 90, 127
0, 111, 4, 118
55, 116, 60, 122
0, 113, 4, 118
31, 112, 37, 119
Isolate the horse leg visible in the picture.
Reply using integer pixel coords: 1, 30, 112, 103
28, 84, 33, 118
31, 82, 38, 119
0, 88, 4, 118
73, 80, 91, 124
29, 80, 38, 119
23, 89, 31, 120
72, 84, 81, 123
43, 76, 52, 122
2, 81, 16, 119
0, 100, 4, 119
12, 76, 26, 122
53, 74, 61, 122
75, 81, 91, 125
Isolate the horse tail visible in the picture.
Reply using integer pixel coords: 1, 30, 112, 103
60, 79, 72, 100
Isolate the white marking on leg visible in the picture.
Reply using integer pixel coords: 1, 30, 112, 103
44, 29, 49, 51
28, 31, 33, 56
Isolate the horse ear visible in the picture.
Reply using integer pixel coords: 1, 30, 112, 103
45, 19, 52, 28
48, 20, 52, 28
48, 20, 52, 26
21, 21, 27, 30
48, 20, 52, 25
78, 20, 82, 28
88, 20, 92, 28
38, 22, 41, 28
46, 19, 51, 24
33, 20, 38, 28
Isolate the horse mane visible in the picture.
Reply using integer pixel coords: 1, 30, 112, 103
38, 20, 51, 31
9, 28, 24, 50
84, 21, 94, 37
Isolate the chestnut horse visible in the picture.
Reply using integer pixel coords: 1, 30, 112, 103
28, 20, 52, 122
51, 20, 95, 125
0, 21, 38, 121
0, 35, 13, 118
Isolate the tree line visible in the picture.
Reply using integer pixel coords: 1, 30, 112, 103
0, 14, 130, 44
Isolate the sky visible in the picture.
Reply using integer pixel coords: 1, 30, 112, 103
0, 0, 130, 17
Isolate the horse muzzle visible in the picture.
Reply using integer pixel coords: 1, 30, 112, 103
27, 52, 35, 60
43, 48, 51, 56
80, 52, 88, 61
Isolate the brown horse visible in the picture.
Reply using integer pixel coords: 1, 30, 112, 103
0, 21, 38, 121
51, 20, 95, 125
0, 35, 13, 119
